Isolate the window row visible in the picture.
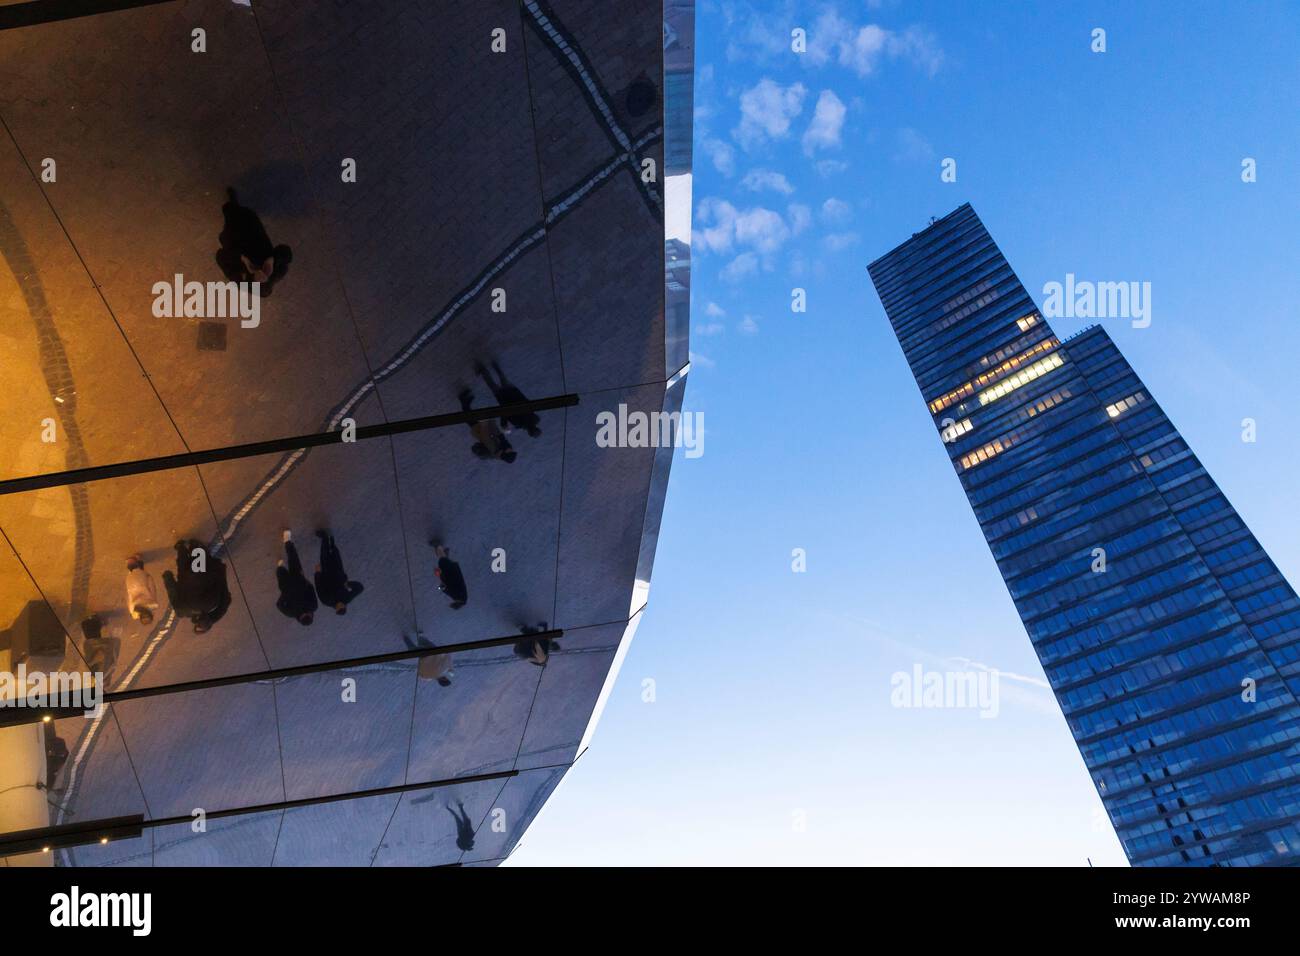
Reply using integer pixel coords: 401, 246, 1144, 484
1105, 390, 1147, 419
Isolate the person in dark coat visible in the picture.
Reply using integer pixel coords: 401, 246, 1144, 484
428, 541, 468, 609
45, 733, 69, 792
313, 530, 364, 615
458, 388, 516, 463
276, 530, 317, 626
215, 188, 292, 296
474, 361, 542, 438
161, 539, 231, 634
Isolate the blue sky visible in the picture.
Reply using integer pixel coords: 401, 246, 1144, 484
511, 0, 1300, 865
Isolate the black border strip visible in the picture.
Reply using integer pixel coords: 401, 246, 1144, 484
0, 394, 578, 496
0, 0, 176, 31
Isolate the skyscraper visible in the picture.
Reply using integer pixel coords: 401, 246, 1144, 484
869, 204, 1300, 866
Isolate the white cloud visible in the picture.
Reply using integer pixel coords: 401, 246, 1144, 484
733, 206, 790, 253
739, 315, 760, 335
694, 198, 792, 256
734, 78, 807, 149
821, 197, 851, 223
795, 91, 847, 157
802, 89, 846, 155
808, 9, 944, 77
688, 350, 716, 370
837, 21, 890, 75
693, 64, 735, 176
823, 232, 860, 252
887, 25, 944, 77
720, 252, 760, 282
815, 159, 849, 177
741, 168, 795, 195
701, 135, 736, 176
705, 301, 726, 317
721, 2, 789, 63
787, 202, 812, 235
694, 198, 740, 253
694, 322, 725, 336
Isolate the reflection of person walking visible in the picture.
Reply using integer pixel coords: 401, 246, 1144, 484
125, 553, 159, 625
447, 801, 475, 852
474, 361, 542, 438
428, 541, 468, 609
513, 622, 559, 666
458, 388, 516, 463
214, 188, 293, 296
419, 653, 454, 685
313, 530, 364, 615
161, 539, 231, 634
79, 613, 116, 676
404, 634, 454, 686
276, 530, 317, 626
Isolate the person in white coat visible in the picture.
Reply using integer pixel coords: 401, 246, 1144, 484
125, 554, 160, 625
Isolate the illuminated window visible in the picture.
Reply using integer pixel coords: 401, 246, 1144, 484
1016, 313, 1039, 332
978, 330, 1047, 370
976, 352, 1065, 407
928, 381, 976, 414
1024, 387, 1073, 418
929, 338, 1059, 414
941, 418, 972, 443
1105, 391, 1147, 418
959, 432, 1021, 470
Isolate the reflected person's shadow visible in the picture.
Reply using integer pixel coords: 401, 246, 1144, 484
447, 801, 476, 851
406, 794, 476, 852
214, 188, 293, 296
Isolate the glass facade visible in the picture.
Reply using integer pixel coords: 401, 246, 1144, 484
0, 0, 687, 866
869, 204, 1300, 866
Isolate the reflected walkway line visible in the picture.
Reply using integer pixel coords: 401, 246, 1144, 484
522, 0, 663, 217
0, 197, 96, 619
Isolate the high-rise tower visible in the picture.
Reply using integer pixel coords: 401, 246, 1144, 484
869, 204, 1300, 866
